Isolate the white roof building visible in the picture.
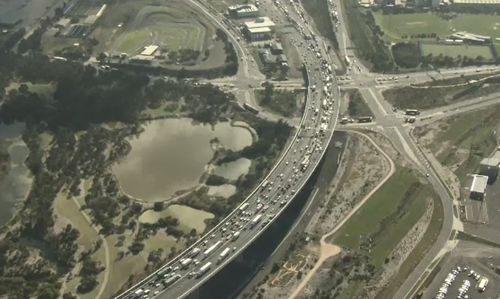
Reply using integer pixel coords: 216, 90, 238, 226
470, 174, 488, 200
141, 45, 159, 56
244, 17, 276, 30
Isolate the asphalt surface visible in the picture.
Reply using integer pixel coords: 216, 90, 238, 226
115, 0, 341, 298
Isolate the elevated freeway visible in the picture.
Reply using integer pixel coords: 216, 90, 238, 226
115, 0, 340, 298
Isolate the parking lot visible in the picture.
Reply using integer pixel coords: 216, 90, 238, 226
423, 243, 500, 299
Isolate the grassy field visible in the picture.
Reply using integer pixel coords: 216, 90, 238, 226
375, 193, 443, 299
373, 12, 500, 42
421, 44, 493, 60
427, 106, 500, 181
345, 89, 373, 118
93, 0, 210, 55
383, 74, 500, 110
255, 89, 304, 117
373, 12, 449, 41
332, 167, 430, 267
54, 192, 107, 299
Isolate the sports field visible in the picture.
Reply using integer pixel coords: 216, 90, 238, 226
93, 0, 211, 55
421, 44, 494, 60
373, 12, 500, 42
373, 12, 449, 41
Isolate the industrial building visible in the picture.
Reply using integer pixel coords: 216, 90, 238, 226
470, 174, 489, 200
244, 17, 276, 31
479, 158, 499, 183
246, 27, 272, 41
227, 4, 259, 18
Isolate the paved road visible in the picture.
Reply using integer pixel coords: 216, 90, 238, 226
115, 0, 342, 298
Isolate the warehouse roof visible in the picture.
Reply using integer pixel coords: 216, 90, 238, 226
245, 17, 275, 29
470, 174, 488, 194
481, 157, 500, 167
247, 27, 272, 33
141, 45, 159, 56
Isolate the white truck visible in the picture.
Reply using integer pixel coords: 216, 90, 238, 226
203, 241, 222, 258
164, 274, 181, 286
239, 203, 249, 212
218, 247, 231, 263
190, 247, 201, 257
251, 214, 263, 228
180, 258, 192, 269
196, 262, 212, 278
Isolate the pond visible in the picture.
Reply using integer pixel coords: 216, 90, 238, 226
0, 123, 32, 227
213, 158, 252, 180
113, 118, 252, 202
138, 204, 214, 234
207, 184, 237, 198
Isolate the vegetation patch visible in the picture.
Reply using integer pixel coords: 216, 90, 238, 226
302, 0, 339, 48
255, 83, 303, 117
392, 42, 421, 68
415, 106, 500, 182
341, 2, 394, 71
383, 75, 500, 110
344, 89, 373, 118
330, 167, 432, 298
375, 193, 443, 299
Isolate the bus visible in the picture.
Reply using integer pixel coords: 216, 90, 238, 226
196, 262, 212, 278
357, 116, 373, 123
203, 241, 222, 258
405, 109, 420, 116
478, 277, 488, 292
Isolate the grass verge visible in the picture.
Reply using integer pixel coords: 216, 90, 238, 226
332, 167, 430, 267
255, 88, 303, 117
375, 193, 443, 299
302, 0, 338, 48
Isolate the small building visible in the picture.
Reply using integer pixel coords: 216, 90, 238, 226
228, 4, 259, 18
479, 158, 499, 183
246, 27, 272, 41
130, 54, 154, 65
244, 17, 276, 32
140, 45, 159, 56
470, 174, 489, 200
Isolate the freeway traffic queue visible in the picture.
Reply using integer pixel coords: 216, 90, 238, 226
119, 0, 338, 297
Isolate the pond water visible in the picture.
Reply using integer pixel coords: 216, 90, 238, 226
0, 123, 32, 227
113, 118, 252, 202
138, 204, 214, 234
207, 184, 237, 198
213, 158, 252, 180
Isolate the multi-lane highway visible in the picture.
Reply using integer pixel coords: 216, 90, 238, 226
115, 0, 341, 298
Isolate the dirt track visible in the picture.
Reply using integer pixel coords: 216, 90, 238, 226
289, 130, 396, 299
